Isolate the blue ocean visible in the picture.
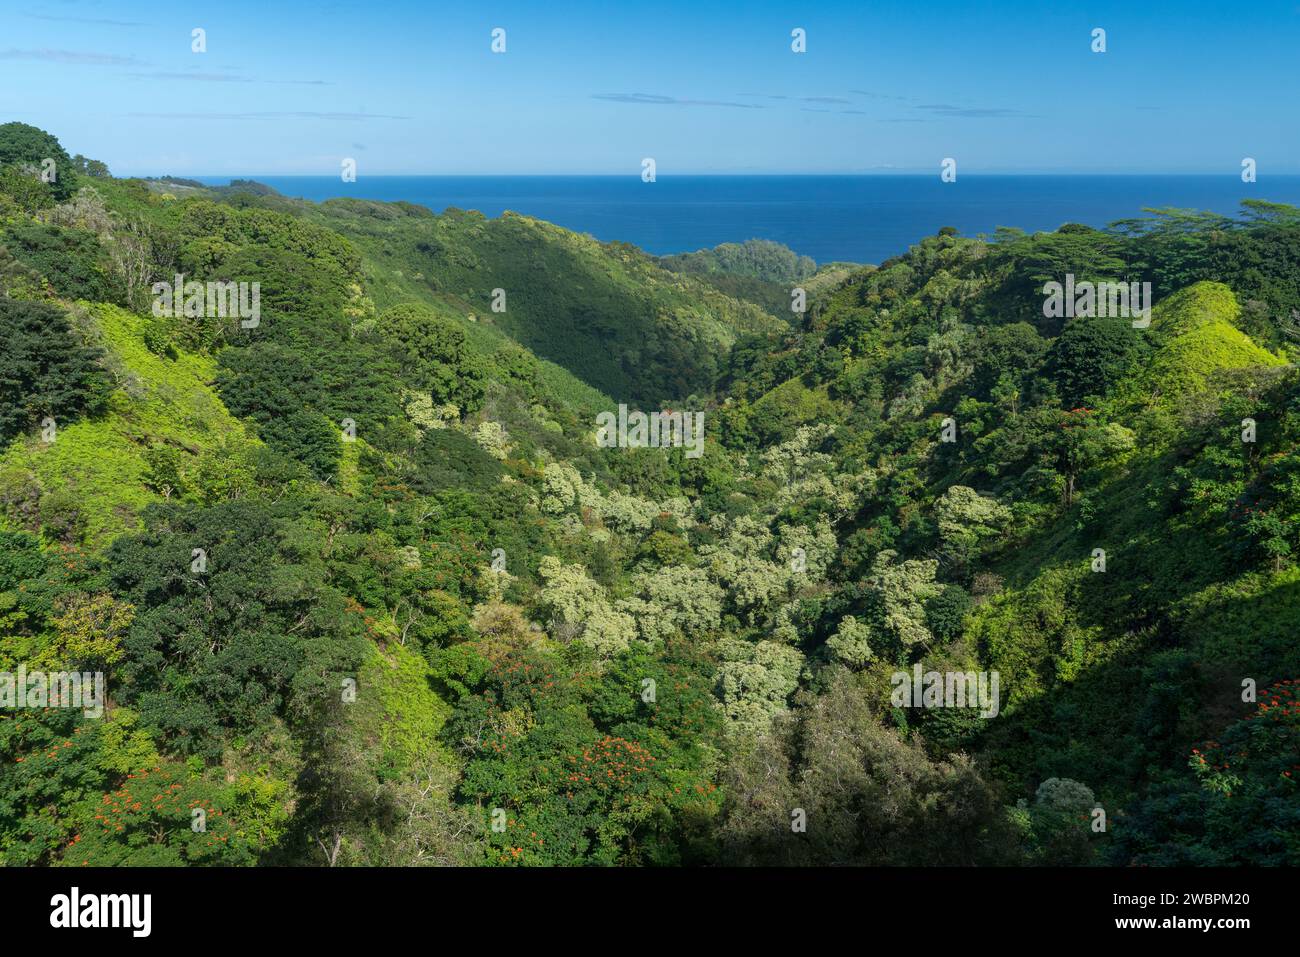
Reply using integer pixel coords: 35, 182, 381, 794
194, 174, 1300, 266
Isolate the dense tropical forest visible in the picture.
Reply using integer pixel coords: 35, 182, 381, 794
0, 121, 1296, 867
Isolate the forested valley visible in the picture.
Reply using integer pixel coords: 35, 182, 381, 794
1, 122, 1297, 867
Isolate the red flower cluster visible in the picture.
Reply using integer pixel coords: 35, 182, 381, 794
564, 736, 655, 793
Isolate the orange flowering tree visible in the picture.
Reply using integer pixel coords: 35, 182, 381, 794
1117, 678, 1300, 865
65, 762, 253, 866
1, 706, 106, 864
445, 637, 723, 866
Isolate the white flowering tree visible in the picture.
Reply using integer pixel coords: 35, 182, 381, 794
618, 564, 724, 643
714, 638, 805, 735
535, 555, 637, 656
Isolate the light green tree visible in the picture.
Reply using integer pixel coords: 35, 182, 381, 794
933, 485, 1012, 567
535, 555, 637, 656
618, 565, 724, 642
866, 550, 941, 654
826, 615, 874, 669
715, 638, 805, 735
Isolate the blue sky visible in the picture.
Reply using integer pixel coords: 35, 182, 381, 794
2, 0, 1298, 175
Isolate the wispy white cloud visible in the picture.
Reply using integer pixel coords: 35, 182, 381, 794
25, 13, 142, 27
593, 93, 765, 109
850, 90, 914, 101
0, 48, 140, 65
128, 110, 409, 120
126, 71, 330, 85
917, 103, 1033, 118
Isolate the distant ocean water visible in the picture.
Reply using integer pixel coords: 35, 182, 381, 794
193, 174, 1300, 266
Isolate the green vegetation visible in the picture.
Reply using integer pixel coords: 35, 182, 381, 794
307, 200, 784, 404
660, 238, 817, 284
1, 125, 1296, 867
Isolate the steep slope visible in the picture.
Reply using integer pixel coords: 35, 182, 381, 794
0, 301, 252, 548
1141, 281, 1286, 398
307, 199, 785, 404
716, 222, 1299, 864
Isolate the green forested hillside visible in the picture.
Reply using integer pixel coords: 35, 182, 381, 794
305, 198, 785, 405
1, 123, 1296, 867
657, 238, 858, 320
